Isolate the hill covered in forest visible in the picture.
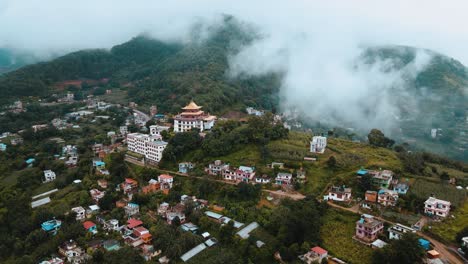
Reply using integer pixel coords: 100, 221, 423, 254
0, 17, 466, 160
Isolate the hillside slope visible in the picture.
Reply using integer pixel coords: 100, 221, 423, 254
0, 21, 466, 159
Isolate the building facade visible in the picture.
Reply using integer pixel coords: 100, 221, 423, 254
173, 101, 216, 133
388, 224, 415, 240
310, 136, 327, 153
424, 197, 451, 218
355, 214, 384, 243
127, 133, 167, 163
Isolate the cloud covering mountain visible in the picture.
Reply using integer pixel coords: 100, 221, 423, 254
1, 0, 467, 133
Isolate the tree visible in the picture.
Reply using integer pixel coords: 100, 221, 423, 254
219, 221, 236, 244
372, 233, 425, 264
440, 171, 450, 181
327, 156, 337, 168
368, 129, 395, 148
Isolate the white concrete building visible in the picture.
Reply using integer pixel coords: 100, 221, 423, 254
43, 170, 56, 183
71, 206, 86, 221
424, 197, 451, 218
388, 224, 415, 240
328, 186, 352, 202
127, 133, 168, 163
310, 136, 327, 153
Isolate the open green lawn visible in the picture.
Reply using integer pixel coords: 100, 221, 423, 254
409, 179, 466, 207
321, 209, 373, 264
431, 200, 468, 243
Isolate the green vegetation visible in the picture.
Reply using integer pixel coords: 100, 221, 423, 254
320, 209, 373, 264
431, 201, 468, 242
409, 179, 466, 207
372, 233, 426, 264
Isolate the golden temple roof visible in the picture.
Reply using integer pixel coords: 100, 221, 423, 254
182, 101, 202, 110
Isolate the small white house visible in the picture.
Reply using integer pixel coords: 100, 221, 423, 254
328, 186, 352, 202
43, 170, 56, 183
71, 206, 86, 221
388, 224, 416, 240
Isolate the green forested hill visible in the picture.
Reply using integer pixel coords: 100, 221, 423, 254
0, 18, 280, 112
0, 20, 466, 159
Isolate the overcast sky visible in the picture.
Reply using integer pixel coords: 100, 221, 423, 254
1, 0, 467, 62
1, 0, 466, 133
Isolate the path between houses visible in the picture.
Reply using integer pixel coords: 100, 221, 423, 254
327, 202, 464, 264
156, 169, 307, 200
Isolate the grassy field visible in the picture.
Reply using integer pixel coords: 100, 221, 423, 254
320, 208, 373, 264
409, 179, 466, 207
431, 201, 468, 243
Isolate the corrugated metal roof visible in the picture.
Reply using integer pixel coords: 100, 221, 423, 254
180, 243, 207, 262
236, 222, 259, 239
31, 197, 51, 208
205, 211, 223, 219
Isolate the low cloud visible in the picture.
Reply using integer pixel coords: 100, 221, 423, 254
1, 0, 467, 133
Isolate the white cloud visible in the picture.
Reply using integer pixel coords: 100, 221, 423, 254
1, 0, 467, 132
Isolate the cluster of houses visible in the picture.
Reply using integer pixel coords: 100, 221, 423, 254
326, 169, 452, 220
204, 160, 305, 186
353, 214, 444, 261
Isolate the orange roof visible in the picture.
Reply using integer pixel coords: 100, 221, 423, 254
182, 101, 202, 110
83, 221, 96, 229
311, 246, 327, 255
140, 233, 152, 239
127, 218, 143, 229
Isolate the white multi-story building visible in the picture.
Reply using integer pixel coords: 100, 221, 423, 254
43, 170, 56, 183
127, 133, 167, 163
310, 136, 327, 153
388, 224, 415, 240
424, 197, 451, 218
173, 101, 216, 133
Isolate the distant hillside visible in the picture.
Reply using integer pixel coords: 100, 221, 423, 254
362, 46, 467, 160
0, 17, 280, 113
0, 48, 41, 75
0, 19, 466, 160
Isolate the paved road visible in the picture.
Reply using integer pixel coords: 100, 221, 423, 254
327, 201, 464, 264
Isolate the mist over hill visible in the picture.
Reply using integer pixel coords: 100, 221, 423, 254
0, 18, 466, 160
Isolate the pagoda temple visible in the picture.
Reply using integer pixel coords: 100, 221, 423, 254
173, 101, 216, 133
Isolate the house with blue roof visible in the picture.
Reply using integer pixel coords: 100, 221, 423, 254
356, 168, 368, 176
0, 143, 6, 151
418, 238, 430, 250
26, 158, 35, 167
41, 219, 62, 235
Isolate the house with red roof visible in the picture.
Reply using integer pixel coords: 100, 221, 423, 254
122, 219, 152, 247
121, 178, 139, 196
83, 221, 97, 234
158, 174, 173, 190
299, 246, 328, 264
127, 218, 143, 229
